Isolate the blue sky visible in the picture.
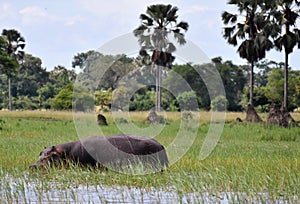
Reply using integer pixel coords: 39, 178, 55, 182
1, 0, 299, 70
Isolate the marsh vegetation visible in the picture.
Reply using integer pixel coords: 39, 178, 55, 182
0, 111, 299, 203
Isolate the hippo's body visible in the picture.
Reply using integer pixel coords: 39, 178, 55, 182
30, 134, 168, 171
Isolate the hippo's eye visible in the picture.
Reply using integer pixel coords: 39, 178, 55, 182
45, 151, 53, 156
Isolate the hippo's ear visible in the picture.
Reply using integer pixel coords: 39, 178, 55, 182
51, 146, 63, 154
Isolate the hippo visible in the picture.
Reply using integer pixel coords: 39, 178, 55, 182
29, 134, 168, 172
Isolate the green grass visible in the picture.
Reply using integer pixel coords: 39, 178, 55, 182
0, 111, 299, 202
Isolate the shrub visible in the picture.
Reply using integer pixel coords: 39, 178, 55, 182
177, 91, 199, 111
14, 96, 39, 110
211, 95, 228, 111
52, 84, 94, 111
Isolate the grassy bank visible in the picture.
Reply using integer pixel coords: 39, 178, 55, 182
0, 111, 299, 202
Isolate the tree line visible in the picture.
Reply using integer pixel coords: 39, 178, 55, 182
1, 43, 300, 111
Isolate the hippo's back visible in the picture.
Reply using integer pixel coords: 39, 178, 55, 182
80, 134, 169, 168
106, 134, 165, 155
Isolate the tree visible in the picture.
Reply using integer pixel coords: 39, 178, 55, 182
95, 88, 112, 109
72, 50, 96, 70
222, 0, 275, 121
1, 29, 25, 111
51, 84, 94, 111
16, 54, 48, 97
134, 4, 189, 111
73, 52, 135, 92
267, 0, 300, 108
211, 95, 229, 111
0, 37, 19, 76
50, 65, 76, 88
265, 68, 299, 110
37, 83, 57, 109
212, 57, 247, 111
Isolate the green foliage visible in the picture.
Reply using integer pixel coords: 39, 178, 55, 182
129, 89, 155, 111
52, 84, 94, 111
95, 88, 112, 108
211, 95, 228, 111
50, 65, 76, 88
73, 87, 94, 112
265, 68, 284, 103
263, 68, 299, 110
213, 57, 247, 111
0, 36, 19, 78
14, 96, 39, 110
164, 64, 210, 109
38, 83, 58, 102
112, 83, 133, 111
177, 91, 199, 111
51, 84, 74, 110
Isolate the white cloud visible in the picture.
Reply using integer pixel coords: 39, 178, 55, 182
64, 16, 84, 26
19, 6, 49, 25
182, 5, 209, 15
18, 6, 84, 27
0, 3, 15, 20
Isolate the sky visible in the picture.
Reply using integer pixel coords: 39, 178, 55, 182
1, 0, 300, 70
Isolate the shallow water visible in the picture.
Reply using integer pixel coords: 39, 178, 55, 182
1, 175, 298, 203
2, 182, 299, 203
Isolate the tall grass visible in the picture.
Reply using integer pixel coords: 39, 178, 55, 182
0, 110, 299, 202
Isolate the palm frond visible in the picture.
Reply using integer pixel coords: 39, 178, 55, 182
221, 11, 237, 24
140, 14, 153, 26
133, 25, 148, 37
228, 35, 238, 46
176, 21, 189, 31
166, 6, 178, 22
223, 26, 236, 38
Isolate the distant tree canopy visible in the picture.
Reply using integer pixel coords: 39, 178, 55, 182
1, 26, 300, 112
1, 47, 300, 112
0, 36, 19, 78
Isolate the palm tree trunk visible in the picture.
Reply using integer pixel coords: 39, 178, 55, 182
284, 51, 288, 109
8, 78, 12, 111
156, 65, 162, 112
249, 61, 254, 106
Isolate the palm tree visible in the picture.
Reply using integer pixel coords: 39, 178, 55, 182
267, 0, 300, 109
0, 36, 19, 76
1, 29, 25, 111
222, 0, 273, 121
134, 4, 188, 111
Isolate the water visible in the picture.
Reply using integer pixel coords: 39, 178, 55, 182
1, 175, 298, 203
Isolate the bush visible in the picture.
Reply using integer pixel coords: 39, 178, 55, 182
129, 89, 155, 111
51, 84, 73, 110
14, 96, 39, 110
211, 95, 228, 111
51, 84, 94, 111
177, 91, 199, 111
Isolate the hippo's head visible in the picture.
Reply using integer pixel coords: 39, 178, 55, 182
29, 146, 63, 169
